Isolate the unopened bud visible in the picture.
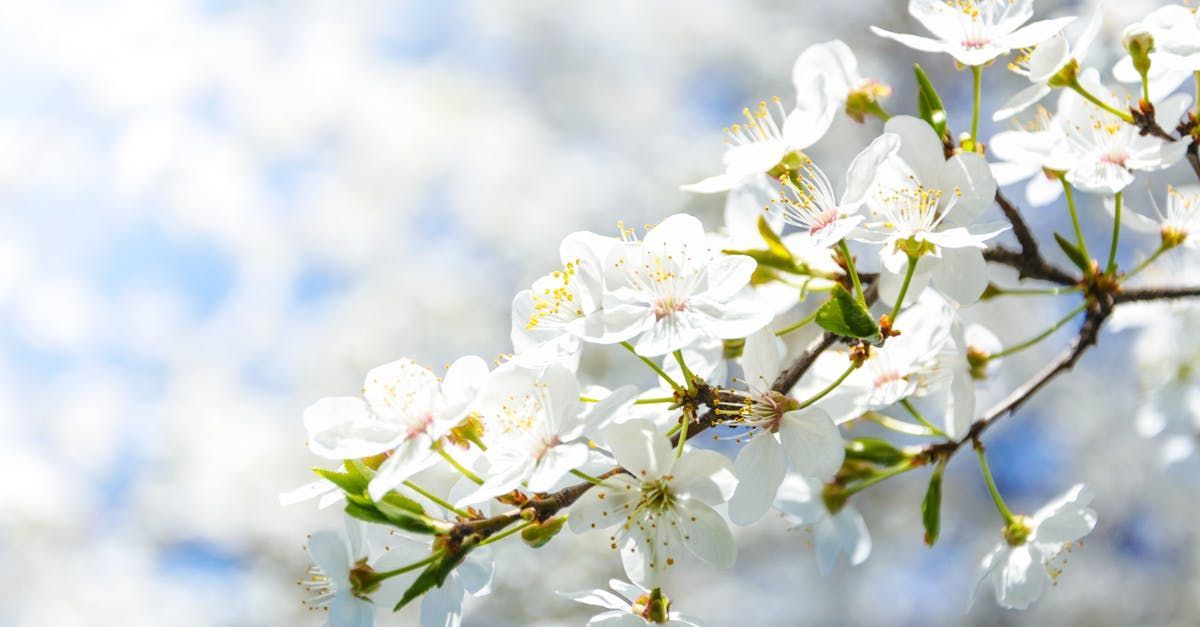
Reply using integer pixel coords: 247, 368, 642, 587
520, 514, 567, 548
966, 346, 991, 380
1122, 27, 1155, 78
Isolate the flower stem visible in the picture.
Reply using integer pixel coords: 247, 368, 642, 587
1106, 191, 1122, 276
796, 362, 858, 410
1124, 245, 1168, 280
976, 446, 1015, 524
843, 462, 916, 497
621, 342, 683, 392
675, 409, 691, 459
402, 480, 473, 518
900, 399, 947, 438
970, 64, 983, 147
863, 410, 938, 436
1061, 179, 1092, 263
1068, 79, 1135, 123
986, 285, 1082, 298
990, 301, 1087, 360
569, 468, 609, 486
673, 349, 698, 393
435, 443, 484, 485
775, 308, 820, 337
889, 254, 919, 320
836, 239, 866, 307
367, 551, 444, 584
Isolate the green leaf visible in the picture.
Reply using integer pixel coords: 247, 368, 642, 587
345, 501, 391, 526
757, 214, 793, 261
1053, 232, 1093, 273
922, 460, 947, 547
845, 438, 908, 466
723, 248, 801, 275
394, 543, 475, 611
313, 467, 366, 494
914, 64, 948, 139
376, 495, 440, 535
815, 285, 880, 340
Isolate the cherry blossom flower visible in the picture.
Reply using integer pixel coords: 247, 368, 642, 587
302, 356, 489, 502
988, 101, 1070, 207
1053, 70, 1190, 195
681, 92, 833, 193
560, 579, 704, 627
457, 363, 635, 506
871, 0, 1074, 67
511, 231, 618, 368
1110, 185, 1200, 249
586, 214, 772, 357
858, 116, 1008, 306
792, 40, 891, 128
774, 133, 900, 250
301, 520, 411, 627
994, 0, 1105, 121
569, 419, 737, 589
773, 474, 871, 575
725, 329, 845, 526
973, 484, 1097, 610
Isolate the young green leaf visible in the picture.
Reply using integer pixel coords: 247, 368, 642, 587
1053, 232, 1093, 274
815, 285, 880, 340
922, 459, 947, 546
914, 64, 948, 139
312, 467, 366, 495
394, 542, 475, 611
845, 438, 909, 466
757, 214, 794, 261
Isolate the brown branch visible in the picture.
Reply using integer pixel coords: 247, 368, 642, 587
1114, 286, 1200, 304
983, 245, 1078, 286
995, 190, 1041, 262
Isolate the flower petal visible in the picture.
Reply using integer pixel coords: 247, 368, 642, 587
778, 408, 845, 479
728, 433, 786, 525
677, 500, 737, 568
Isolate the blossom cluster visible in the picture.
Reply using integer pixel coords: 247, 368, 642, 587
286, 2, 1200, 624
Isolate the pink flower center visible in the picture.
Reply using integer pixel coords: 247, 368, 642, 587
962, 38, 991, 50
652, 297, 687, 320
407, 412, 434, 439
1100, 151, 1129, 167
809, 207, 839, 235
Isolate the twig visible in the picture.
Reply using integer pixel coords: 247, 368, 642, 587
1114, 286, 1200, 304
983, 246, 1078, 286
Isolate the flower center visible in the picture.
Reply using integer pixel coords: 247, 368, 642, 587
407, 412, 435, 439
723, 97, 788, 147
652, 296, 687, 320
1100, 151, 1129, 167
641, 478, 676, 513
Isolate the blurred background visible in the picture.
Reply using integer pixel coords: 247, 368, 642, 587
1, 0, 1196, 625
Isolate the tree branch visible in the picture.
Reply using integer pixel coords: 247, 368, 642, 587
1114, 286, 1200, 304
984, 192, 1079, 286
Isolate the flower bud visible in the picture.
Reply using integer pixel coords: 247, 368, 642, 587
1122, 27, 1154, 78
966, 346, 991, 380
520, 514, 567, 548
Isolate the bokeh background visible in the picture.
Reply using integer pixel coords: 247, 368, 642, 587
1, 0, 1197, 625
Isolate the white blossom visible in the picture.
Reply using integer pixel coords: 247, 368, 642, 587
871, 0, 1074, 67
586, 214, 772, 357
569, 419, 737, 589
559, 579, 704, 627
1113, 4, 1200, 100
774, 474, 871, 575
973, 484, 1098, 610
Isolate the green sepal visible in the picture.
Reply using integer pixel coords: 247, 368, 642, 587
815, 285, 880, 340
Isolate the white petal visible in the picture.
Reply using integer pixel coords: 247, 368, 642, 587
995, 545, 1047, 610
568, 476, 641, 533
420, 576, 465, 627
741, 328, 785, 390
304, 397, 401, 460
728, 433, 786, 525
842, 133, 901, 208
702, 254, 757, 301
441, 355, 489, 408
939, 153, 998, 227
778, 408, 845, 479
869, 26, 950, 55
1001, 17, 1075, 50
671, 448, 735, 505
931, 246, 989, 306
993, 83, 1052, 121
307, 531, 350, 587
558, 588, 629, 611
884, 115, 946, 184
330, 595, 374, 627
527, 442, 589, 493
362, 359, 441, 422
677, 500, 737, 568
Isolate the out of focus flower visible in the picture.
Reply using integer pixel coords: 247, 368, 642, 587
726, 330, 844, 525
859, 116, 1006, 306
973, 484, 1098, 610
1113, 4, 1200, 99
569, 419, 736, 588
1053, 70, 1190, 195
303, 530, 373, 627
995, 0, 1105, 121
302, 356, 489, 502
586, 214, 771, 356
559, 579, 704, 626
988, 102, 1069, 207
792, 40, 891, 127
511, 231, 618, 368
457, 363, 634, 506
870, 0, 1074, 67
774, 474, 871, 575
775, 133, 900, 250
1113, 185, 1200, 249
